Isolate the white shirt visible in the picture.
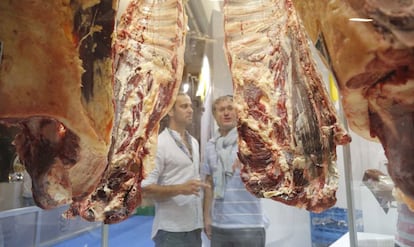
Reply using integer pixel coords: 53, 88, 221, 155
141, 129, 203, 238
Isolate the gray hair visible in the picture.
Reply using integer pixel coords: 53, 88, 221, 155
212, 95, 233, 113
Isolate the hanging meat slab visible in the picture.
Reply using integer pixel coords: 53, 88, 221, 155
0, 0, 116, 209
66, 0, 187, 223
291, 0, 414, 209
223, 0, 351, 212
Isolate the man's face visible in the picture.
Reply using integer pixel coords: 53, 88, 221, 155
169, 94, 193, 127
214, 98, 237, 131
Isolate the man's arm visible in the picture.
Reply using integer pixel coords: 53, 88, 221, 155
142, 179, 208, 202
203, 175, 214, 239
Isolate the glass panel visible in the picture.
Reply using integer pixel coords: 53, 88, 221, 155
0, 208, 37, 247
0, 206, 101, 247
349, 132, 397, 247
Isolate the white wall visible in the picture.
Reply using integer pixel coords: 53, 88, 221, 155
263, 199, 312, 247
209, 10, 233, 98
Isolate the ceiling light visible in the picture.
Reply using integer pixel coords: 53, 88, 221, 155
197, 55, 211, 101
182, 83, 190, 93
349, 18, 373, 22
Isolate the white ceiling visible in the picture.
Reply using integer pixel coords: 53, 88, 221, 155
199, 0, 222, 20
186, 0, 221, 35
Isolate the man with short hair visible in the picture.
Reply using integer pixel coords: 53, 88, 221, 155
203, 95, 267, 247
142, 93, 208, 247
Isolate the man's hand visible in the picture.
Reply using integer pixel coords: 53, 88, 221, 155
181, 179, 210, 196
203, 175, 214, 240
142, 179, 209, 201
232, 158, 242, 172
204, 216, 212, 239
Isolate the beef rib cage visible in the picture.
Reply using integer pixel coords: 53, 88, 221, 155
223, 0, 351, 212
66, 0, 187, 223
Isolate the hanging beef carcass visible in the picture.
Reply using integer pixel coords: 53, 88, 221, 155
291, 0, 414, 210
66, 0, 187, 224
0, 0, 187, 224
0, 0, 116, 209
223, 0, 351, 212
